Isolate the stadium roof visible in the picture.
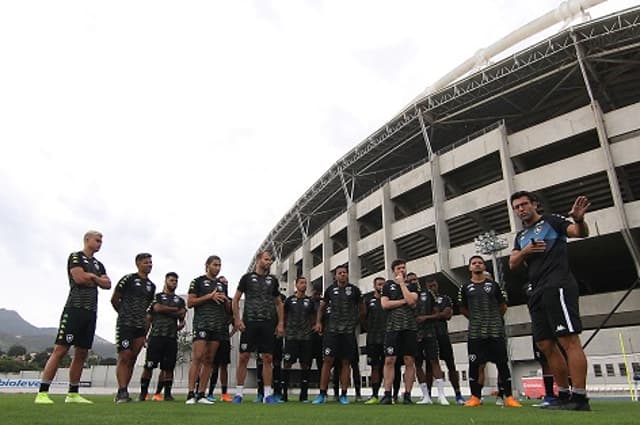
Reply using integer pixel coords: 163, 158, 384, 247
252, 5, 640, 268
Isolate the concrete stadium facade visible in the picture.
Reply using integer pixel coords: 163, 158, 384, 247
252, 6, 640, 396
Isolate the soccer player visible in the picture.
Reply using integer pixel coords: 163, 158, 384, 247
379, 259, 418, 405
232, 251, 284, 404
206, 276, 234, 403
111, 253, 156, 403
281, 276, 315, 402
185, 255, 230, 404
35, 231, 111, 404
425, 279, 465, 404
509, 191, 591, 411
311, 265, 362, 405
414, 275, 449, 405
459, 256, 521, 408
139, 272, 186, 402
361, 276, 387, 404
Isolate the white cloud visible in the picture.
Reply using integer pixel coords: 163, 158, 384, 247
0, 0, 636, 344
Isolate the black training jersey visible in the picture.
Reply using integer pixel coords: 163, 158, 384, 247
115, 273, 156, 329
415, 289, 437, 339
148, 292, 186, 338
323, 283, 361, 334
362, 291, 387, 345
458, 279, 506, 339
65, 251, 106, 312
433, 294, 453, 336
513, 214, 577, 292
284, 295, 315, 340
189, 275, 230, 336
237, 272, 280, 322
382, 280, 418, 332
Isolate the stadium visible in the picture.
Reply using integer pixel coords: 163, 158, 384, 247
251, 3, 640, 396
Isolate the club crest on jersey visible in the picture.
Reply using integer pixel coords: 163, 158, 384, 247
303, 299, 309, 307
65, 334, 74, 343
146, 361, 154, 368
173, 296, 179, 302
345, 287, 352, 296
121, 339, 130, 349
241, 343, 248, 351
483, 283, 493, 293
385, 346, 394, 355
324, 347, 332, 356
436, 297, 443, 303
468, 354, 477, 362
420, 293, 428, 301
146, 283, 153, 292
534, 222, 544, 234
283, 353, 291, 361
199, 331, 206, 338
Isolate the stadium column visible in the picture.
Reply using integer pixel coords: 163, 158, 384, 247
573, 34, 640, 273
322, 227, 332, 289
302, 238, 312, 282
381, 183, 398, 269
429, 154, 454, 280
287, 256, 296, 292
497, 123, 520, 233
347, 204, 362, 284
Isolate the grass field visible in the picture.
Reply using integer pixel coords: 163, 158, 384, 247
1, 394, 638, 425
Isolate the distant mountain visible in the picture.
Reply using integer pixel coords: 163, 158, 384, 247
0, 308, 115, 358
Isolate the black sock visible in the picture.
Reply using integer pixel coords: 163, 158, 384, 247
559, 389, 571, 400
341, 389, 347, 397
208, 369, 218, 396
571, 392, 587, 402
164, 380, 173, 397
221, 385, 227, 394
39, 382, 51, 393
372, 381, 380, 397
197, 392, 205, 399
69, 384, 79, 394
155, 380, 164, 395
455, 389, 462, 398
470, 381, 482, 398
384, 390, 392, 398
320, 389, 327, 396
187, 391, 195, 400
543, 375, 554, 398
140, 378, 150, 397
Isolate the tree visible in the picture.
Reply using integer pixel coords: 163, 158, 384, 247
29, 351, 50, 369
99, 357, 117, 366
7, 345, 27, 357
0, 358, 24, 373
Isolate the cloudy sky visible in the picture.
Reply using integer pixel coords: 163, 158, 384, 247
0, 0, 636, 344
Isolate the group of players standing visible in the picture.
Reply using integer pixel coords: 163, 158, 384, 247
34, 191, 592, 412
